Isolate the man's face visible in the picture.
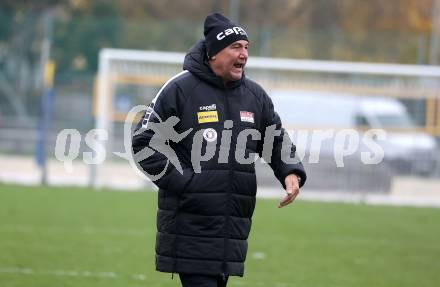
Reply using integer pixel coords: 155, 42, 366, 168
209, 40, 249, 83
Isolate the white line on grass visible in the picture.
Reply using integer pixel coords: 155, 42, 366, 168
251, 252, 266, 260
0, 240, 135, 256
0, 225, 149, 236
0, 267, 147, 281
0, 267, 298, 286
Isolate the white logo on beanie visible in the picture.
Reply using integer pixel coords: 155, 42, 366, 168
216, 26, 247, 40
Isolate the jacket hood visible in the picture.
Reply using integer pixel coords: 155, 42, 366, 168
183, 39, 243, 89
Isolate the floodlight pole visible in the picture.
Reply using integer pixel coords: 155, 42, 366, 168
229, 0, 240, 22
430, 0, 440, 65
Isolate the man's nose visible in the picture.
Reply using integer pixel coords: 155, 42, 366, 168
239, 48, 248, 59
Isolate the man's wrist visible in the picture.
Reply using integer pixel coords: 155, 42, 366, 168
288, 173, 301, 185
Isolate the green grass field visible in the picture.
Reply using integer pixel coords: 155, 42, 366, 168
0, 183, 439, 287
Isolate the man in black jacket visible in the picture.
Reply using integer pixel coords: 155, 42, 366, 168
132, 12, 306, 287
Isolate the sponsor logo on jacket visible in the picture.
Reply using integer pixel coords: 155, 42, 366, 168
199, 104, 217, 111
240, 111, 254, 123
203, 128, 217, 142
198, 111, 219, 123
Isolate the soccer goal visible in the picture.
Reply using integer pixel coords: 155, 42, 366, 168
93, 48, 440, 191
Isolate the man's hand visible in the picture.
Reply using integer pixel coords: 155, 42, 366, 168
278, 174, 300, 208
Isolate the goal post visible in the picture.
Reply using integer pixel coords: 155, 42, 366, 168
92, 47, 440, 189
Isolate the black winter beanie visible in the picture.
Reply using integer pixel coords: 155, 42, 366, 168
204, 12, 248, 58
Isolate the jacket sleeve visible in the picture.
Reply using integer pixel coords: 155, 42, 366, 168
257, 91, 307, 188
131, 83, 193, 190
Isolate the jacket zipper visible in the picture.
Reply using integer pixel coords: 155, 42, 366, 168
222, 87, 234, 279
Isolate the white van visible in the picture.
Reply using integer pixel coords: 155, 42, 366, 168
270, 90, 438, 177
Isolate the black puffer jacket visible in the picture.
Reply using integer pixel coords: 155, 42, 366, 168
132, 40, 306, 277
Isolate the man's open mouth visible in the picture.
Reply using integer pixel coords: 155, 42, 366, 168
233, 63, 244, 69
